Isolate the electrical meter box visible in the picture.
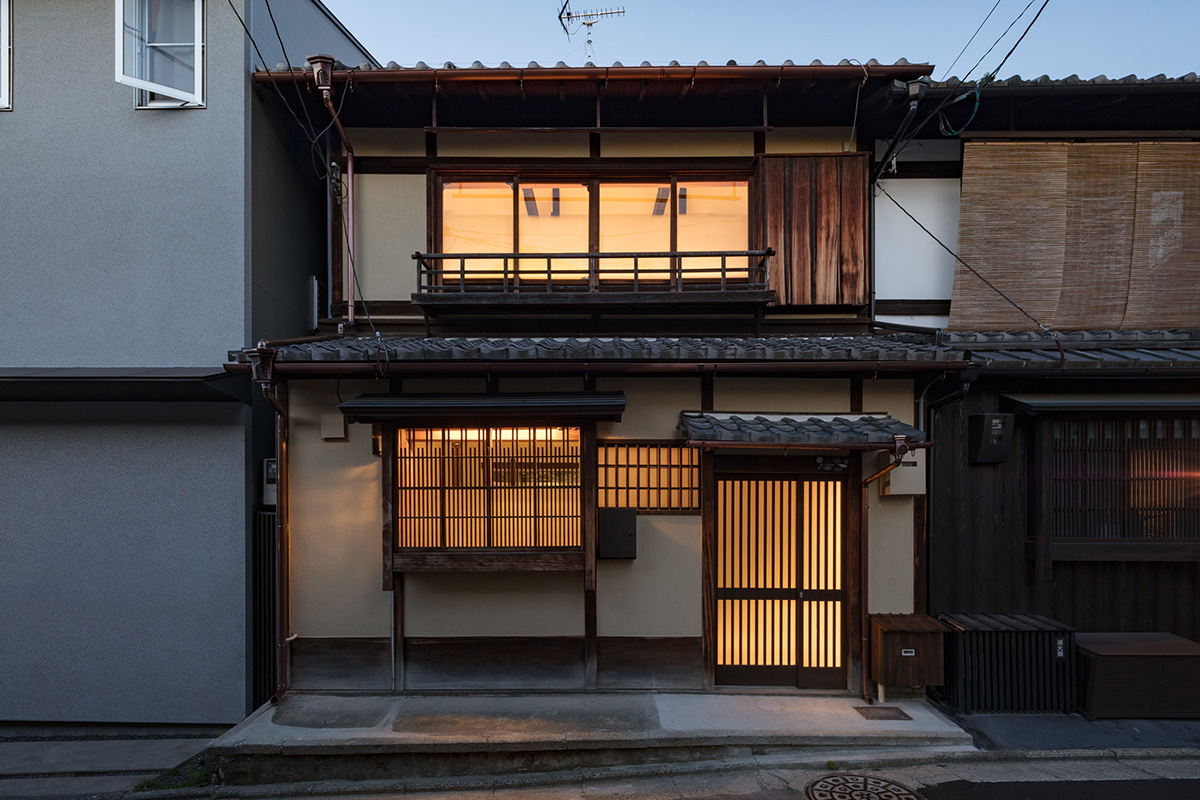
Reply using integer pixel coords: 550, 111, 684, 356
968, 413, 1014, 463
262, 458, 277, 507
880, 449, 926, 496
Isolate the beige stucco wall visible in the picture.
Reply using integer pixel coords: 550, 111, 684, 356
344, 128, 426, 157
438, 132, 590, 158
288, 379, 391, 638
404, 573, 584, 636
348, 174, 426, 301
597, 516, 702, 636
863, 379, 915, 614
596, 378, 699, 440
601, 132, 754, 158
714, 378, 850, 413
765, 127, 854, 154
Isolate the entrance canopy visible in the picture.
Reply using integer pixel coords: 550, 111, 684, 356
678, 411, 926, 450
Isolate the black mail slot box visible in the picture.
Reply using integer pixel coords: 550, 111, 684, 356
598, 508, 637, 559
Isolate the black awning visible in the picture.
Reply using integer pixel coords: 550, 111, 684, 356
339, 392, 626, 424
0, 368, 249, 403
1002, 393, 1200, 414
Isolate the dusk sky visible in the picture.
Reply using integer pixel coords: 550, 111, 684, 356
319, 0, 1200, 81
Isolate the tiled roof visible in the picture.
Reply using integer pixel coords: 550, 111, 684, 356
931, 72, 1200, 88
270, 58, 927, 72
251, 335, 959, 363
678, 412, 925, 446
942, 330, 1200, 370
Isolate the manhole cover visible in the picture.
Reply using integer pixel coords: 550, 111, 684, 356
805, 774, 925, 800
854, 705, 912, 720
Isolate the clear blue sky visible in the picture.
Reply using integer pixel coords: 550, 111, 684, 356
319, 0, 1199, 81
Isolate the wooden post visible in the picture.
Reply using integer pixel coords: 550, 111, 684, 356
845, 451, 864, 695
393, 572, 405, 691
582, 422, 598, 687
701, 447, 716, 689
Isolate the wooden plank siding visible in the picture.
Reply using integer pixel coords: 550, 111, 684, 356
756, 154, 868, 306
927, 385, 1200, 642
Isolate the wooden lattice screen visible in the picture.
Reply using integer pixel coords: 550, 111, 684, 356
598, 443, 699, 511
951, 141, 1200, 330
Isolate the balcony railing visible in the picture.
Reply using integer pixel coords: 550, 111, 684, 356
413, 249, 773, 296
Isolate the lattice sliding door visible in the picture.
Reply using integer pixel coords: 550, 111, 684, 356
716, 475, 845, 688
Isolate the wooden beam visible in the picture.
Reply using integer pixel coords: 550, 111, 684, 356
393, 551, 585, 571
701, 447, 717, 689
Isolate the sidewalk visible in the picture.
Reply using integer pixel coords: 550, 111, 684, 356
0, 737, 212, 799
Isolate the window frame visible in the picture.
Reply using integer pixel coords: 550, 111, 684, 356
0, 0, 10, 111
433, 170, 754, 266
598, 439, 701, 514
1028, 411, 1200, 572
114, 0, 205, 108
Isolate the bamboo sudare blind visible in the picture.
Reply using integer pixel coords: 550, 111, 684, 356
950, 141, 1200, 330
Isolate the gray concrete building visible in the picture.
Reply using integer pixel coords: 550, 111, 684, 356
0, 0, 373, 726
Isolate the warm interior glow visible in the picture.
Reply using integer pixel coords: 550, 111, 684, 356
599, 444, 699, 510
677, 181, 750, 275
599, 183, 672, 276
398, 427, 581, 549
442, 182, 514, 276
517, 183, 590, 279
717, 479, 842, 670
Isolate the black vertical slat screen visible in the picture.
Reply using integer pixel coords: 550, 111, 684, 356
251, 511, 277, 709
1051, 417, 1200, 541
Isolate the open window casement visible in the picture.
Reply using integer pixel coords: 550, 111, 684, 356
115, 0, 204, 106
1, 0, 11, 110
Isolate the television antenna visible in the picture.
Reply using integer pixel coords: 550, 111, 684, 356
558, 3, 625, 64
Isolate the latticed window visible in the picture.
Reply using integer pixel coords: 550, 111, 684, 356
1050, 417, 1200, 541
397, 427, 581, 549
598, 443, 699, 511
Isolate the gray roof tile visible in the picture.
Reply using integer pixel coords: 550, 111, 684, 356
678, 412, 925, 446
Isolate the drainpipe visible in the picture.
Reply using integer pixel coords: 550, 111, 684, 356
308, 55, 356, 324
858, 435, 913, 703
244, 344, 290, 701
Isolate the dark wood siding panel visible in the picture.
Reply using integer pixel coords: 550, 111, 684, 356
839, 156, 867, 305
928, 387, 1200, 642
813, 158, 841, 304
757, 154, 868, 306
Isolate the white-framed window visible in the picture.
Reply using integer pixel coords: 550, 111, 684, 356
1, 0, 11, 110
115, 0, 204, 107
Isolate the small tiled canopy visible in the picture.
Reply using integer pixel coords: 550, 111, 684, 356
678, 412, 925, 449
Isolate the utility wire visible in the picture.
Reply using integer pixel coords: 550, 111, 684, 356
224, 0, 312, 145
876, 183, 1054, 334
937, 0, 1003, 82
263, 0, 318, 140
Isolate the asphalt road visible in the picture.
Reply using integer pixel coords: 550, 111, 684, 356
921, 778, 1200, 800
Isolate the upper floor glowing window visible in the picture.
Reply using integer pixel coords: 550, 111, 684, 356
115, 0, 204, 107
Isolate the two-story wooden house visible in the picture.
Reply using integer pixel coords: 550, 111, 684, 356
233, 58, 980, 697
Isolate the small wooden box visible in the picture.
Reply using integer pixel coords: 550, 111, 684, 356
1076, 632, 1200, 720
870, 614, 947, 687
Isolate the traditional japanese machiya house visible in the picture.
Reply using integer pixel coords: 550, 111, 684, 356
870, 73, 1200, 642
236, 58, 968, 694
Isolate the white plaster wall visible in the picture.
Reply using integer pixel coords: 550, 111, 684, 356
765, 127, 854, 154
863, 379, 916, 614
714, 378, 850, 413
874, 178, 960, 317
404, 573, 584, 636
596, 378, 699, 440
597, 516, 702, 636
439, 132, 589, 158
288, 380, 391, 638
601, 132, 753, 157
343, 128, 426, 156
349, 174, 426, 301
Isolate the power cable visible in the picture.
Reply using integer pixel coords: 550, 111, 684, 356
263, 0, 318, 140
937, 0, 1003, 82
223, 0, 312, 144
876, 183, 1056, 337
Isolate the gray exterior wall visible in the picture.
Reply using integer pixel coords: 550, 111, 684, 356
0, 1, 368, 724
0, 403, 248, 723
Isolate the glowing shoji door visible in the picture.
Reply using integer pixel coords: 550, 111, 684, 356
715, 475, 845, 688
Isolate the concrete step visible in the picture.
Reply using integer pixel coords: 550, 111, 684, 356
205, 693, 974, 786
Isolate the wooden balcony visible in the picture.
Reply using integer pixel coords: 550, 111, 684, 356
411, 250, 775, 316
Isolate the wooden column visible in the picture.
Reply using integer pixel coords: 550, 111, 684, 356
700, 447, 717, 689
393, 572, 405, 691
845, 451, 864, 694
582, 422, 598, 687
275, 384, 291, 696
